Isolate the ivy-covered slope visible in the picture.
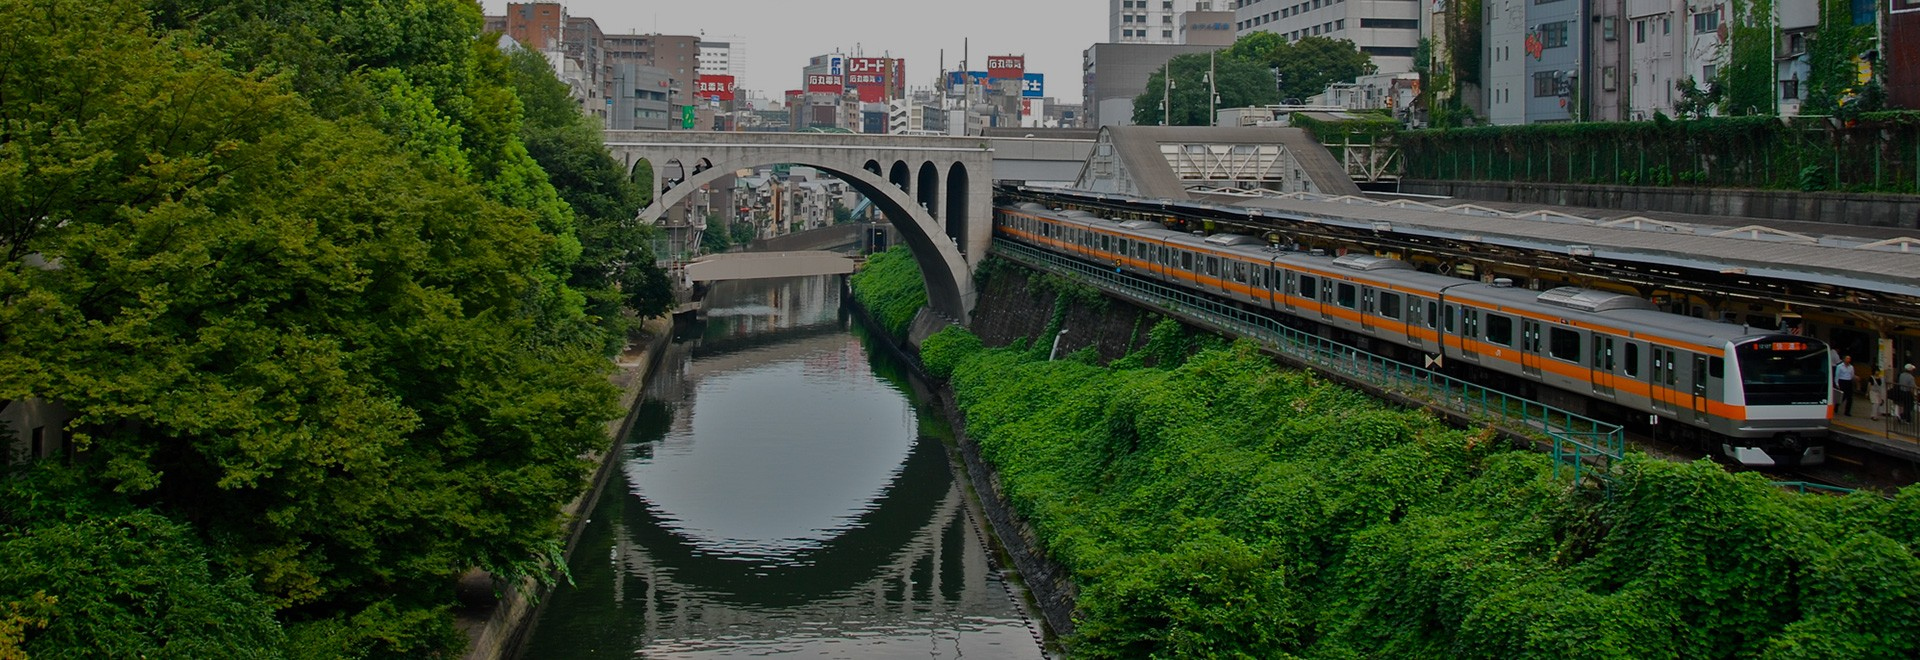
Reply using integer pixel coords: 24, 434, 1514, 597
848, 246, 928, 336
932, 323, 1920, 659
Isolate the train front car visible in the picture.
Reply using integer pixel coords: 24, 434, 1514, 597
1722, 335, 1831, 467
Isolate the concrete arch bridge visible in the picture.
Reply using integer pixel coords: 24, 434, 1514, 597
604, 130, 994, 323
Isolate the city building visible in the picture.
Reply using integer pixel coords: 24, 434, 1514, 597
698, 40, 735, 78
1180, 5, 1240, 45
1083, 42, 1220, 127
1112, 0, 1199, 44
1231, 0, 1422, 74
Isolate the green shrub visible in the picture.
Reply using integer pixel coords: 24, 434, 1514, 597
848, 246, 928, 336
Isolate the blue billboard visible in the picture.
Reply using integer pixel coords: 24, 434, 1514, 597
945, 70, 989, 90
1021, 73, 1045, 98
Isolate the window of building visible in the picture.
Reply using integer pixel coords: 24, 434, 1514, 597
1601, 16, 1616, 41
1533, 71, 1558, 97
1693, 11, 1717, 34
1486, 315, 1514, 346
1541, 21, 1569, 48
1636, 18, 1646, 43
1785, 31, 1807, 55
1663, 15, 1671, 34
1163, 30, 1173, 38
1334, 19, 1343, 29
1549, 328, 1582, 361
1359, 18, 1418, 29
1781, 78, 1799, 99
1602, 65, 1618, 91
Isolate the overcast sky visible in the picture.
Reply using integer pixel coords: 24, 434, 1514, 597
481, 1, 1107, 104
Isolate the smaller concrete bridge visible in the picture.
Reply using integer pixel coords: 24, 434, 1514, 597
683, 251, 857, 282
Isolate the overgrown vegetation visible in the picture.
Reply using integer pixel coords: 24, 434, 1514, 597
1, 0, 674, 655
934, 324, 1920, 658
848, 245, 927, 336
1402, 113, 1920, 193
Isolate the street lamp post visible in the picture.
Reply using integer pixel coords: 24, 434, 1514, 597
1164, 73, 1175, 125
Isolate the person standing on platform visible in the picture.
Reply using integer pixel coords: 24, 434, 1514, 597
1898, 364, 1918, 423
1868, 367, 1888, 421
1833, 355, 1857, 416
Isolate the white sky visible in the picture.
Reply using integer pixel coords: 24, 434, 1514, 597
482, 1, 1106, 104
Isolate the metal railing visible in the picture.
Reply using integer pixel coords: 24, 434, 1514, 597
992, 239, 1626, 481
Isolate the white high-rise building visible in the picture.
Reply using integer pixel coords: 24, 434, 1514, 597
1111, 0, 1199, 44
1231, 0, 1421, 74
698, 40, 735, 78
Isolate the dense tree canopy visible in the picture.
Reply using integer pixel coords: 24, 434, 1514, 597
1, 0, 671, 655
1132, 34, 1375, 126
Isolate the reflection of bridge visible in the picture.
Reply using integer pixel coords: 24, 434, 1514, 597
605, 131, 993, 322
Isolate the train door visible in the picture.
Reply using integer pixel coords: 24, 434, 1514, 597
1283, 271, 1300, 314
1691, 355, 1710, 424
1650, 346, 1679, 416
1591, 336, 1616, 398
1406, 298, 1426, 350
1313, 276, 1328, 320
1520, 319, 1544, 377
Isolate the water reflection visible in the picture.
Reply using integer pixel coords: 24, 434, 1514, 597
521, 276, 1041, 659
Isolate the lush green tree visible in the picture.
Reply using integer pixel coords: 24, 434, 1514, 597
1130, 34, 1375, 125
1131, 53, 1282, 126
1269, 36, 1378, 103
2, 1, 622, 654
503, 47, 674, 335
0, 470, 290, 658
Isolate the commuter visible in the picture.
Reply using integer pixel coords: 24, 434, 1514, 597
1897, 364, 1918, 423
1868, 367, 1887, 421
1833, 355, 1856, 416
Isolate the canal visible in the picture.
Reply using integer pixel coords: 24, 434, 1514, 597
519, 275, 1045, 659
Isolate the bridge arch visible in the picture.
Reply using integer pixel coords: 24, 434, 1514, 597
946, 163, 970, 256
636, 155, 972, 322
888, 161, 911, 193
607, 132, 993, 322
916, 161, 940, 220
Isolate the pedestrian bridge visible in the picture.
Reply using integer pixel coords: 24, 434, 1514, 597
605, 131, 994, 322
684, 251, 857, 282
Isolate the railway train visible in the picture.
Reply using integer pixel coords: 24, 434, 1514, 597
997, 202, 1832, 467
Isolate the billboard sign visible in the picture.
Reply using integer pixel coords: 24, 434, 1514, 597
806, 74, 844, 93
946, 70, 989, 90
681, 105, 696, 129
829, 56, 844, 75
696, 75, 735, 101
987, 55, 1025, 80
1021, 73, 1045, 98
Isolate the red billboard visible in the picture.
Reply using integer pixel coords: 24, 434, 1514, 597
846, 58, 906, 103
805, 73, 844, 94
696, 75, 735, 102
987, 55, 1025, 81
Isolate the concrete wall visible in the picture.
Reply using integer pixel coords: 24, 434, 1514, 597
1401, 179, 1920, 229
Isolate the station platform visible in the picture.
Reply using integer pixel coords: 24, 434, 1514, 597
1829, 393, 1920, 464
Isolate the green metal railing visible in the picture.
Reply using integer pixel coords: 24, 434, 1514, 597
993, 239, 1626, 481
1770, 481, 1858, 496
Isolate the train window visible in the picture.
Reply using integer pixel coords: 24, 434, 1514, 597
1485, 314, 1513, 345
1206, 256, 1220, 277
1594, 336, 1615, 371
1548, 328, 1581, 362
1100, 234, 1110, 251
1232, 261, 1247, 283
1624, 343, 1640, 377
1709, 356, 1724, 379
1380, 292, 1402, 320
1181, 251, 1195, 271
1336, 283, 1357, 309
1426, 301, 1439, 329
1298, 275, 1317, 299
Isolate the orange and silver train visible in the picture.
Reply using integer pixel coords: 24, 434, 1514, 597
998, 203, 1831, 467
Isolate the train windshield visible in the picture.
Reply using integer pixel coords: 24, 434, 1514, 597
1734, 338, 1829, 406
